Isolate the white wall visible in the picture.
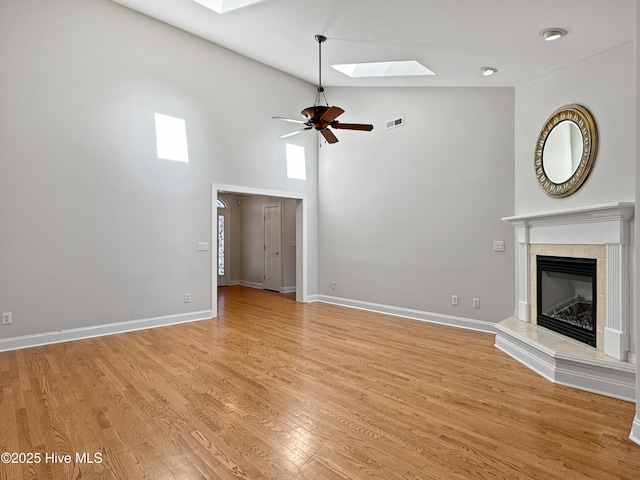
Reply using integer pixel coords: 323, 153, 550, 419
515, 43, 635, 214
0, 0, 318, 339
317, 87, 515, 322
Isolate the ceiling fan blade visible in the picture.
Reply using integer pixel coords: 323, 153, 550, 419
272, 116, 307, 124
320, 106, 345, 123
279, 127, 312, 139
321, 128, 339, 144
331, 122, 374, 131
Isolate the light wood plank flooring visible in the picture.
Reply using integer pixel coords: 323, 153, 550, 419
1, 286, 639, 479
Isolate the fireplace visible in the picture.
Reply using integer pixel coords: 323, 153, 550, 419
498, 203, 634, 400
536, 255, 597, 347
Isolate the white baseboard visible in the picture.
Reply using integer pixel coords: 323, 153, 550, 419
280, 286, 296, 294
0, 310, 212, 353
631, 415, 640, 446
240, 280, 263, 289
312, 294, 496, 334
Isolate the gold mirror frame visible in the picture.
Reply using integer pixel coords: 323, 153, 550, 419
534, 104, 598, 197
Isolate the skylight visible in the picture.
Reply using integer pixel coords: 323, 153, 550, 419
192, 0, 266, 14
330, 60, 435, 78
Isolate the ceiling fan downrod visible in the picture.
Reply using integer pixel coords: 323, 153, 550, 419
314, 34, 328, 106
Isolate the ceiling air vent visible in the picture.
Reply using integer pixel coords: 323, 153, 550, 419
386, 116, 404, 130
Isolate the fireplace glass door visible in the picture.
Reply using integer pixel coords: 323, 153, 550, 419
536, 255, 597, 347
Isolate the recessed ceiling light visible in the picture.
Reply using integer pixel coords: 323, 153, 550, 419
540, 28, 567, 41
192, 0, 266, 14
330, 61, 436, 78
480, 67, 498, 76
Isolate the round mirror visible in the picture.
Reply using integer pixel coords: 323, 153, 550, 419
542, 120, 583, 183
534, 104, 598, 197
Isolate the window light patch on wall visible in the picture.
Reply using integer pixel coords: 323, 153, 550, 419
330, 60, 435, 78
192, 0, 266, 14
154, 113, 189, 163
286, 144, 306, 180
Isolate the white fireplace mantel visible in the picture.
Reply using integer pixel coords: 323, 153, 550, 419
503, 202, 634, 361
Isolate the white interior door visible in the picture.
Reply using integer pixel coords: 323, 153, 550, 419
263, 203, 281, 291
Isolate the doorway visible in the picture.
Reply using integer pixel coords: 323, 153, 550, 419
212, 184, 308, 317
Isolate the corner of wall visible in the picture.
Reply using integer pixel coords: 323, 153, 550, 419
630, 415, 640, 446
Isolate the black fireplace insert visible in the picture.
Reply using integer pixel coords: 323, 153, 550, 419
536, 255, 597, 347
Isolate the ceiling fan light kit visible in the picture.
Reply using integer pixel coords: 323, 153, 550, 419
273, 35, 373, 144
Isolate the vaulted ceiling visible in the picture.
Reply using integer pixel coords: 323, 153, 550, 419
112, 0, 634, 88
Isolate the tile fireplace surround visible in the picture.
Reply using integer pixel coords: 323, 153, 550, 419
497, 202, 636, 402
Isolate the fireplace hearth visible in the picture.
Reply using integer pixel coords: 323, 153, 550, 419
536, 255, 597, 347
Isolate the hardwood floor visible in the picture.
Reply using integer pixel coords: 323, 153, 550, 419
1, 286, 638, 479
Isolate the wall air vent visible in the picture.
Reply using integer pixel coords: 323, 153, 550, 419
386, 116, 404, 130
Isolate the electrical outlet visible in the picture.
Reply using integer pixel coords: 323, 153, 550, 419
473, 298, 480, 309
184, 293, 191, 303
493, 240, 505, 252
451, 295, 458, 306
2, 312, 12, 325
331, 281, 336, 290
197, 242, 209, 251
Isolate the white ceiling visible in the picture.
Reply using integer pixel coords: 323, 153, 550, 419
111, 0, 634, 88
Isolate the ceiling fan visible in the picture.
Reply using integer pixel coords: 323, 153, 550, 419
273, 35, 374, 144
